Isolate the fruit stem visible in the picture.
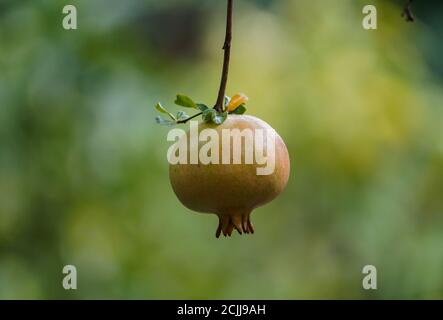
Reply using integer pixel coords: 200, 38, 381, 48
214, 0, 233, 113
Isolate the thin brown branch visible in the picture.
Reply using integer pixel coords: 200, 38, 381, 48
214, 0, 233, 113
402, 0, 415, 22
177, 112, 203, 124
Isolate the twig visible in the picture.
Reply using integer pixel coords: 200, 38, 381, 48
401, 0, 415, 22
177, 112, 203, 124
214, 0, 233, 113
178, 0, 233, 122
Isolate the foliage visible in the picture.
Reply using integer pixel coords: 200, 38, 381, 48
154, 94, 247, 125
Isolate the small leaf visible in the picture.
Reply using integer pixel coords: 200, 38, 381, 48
229, 104, 247, 115
155, 116, 176, 126
224, 96, 231, 108
176, 111, 189, 121
202, 109, 216, 123
155, 103, 176, 120
175, 94, 197, 109
227, 93, 248, 112
212, 111, 228, 125
197, 103, 209, 112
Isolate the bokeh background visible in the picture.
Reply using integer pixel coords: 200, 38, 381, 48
0, 0, 442, 299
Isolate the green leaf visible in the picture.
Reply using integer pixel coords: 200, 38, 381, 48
176, 111, 189, 121
202, 109, 228, 125
197, 103, 209, 112
212, 111, 228, 125
155, 103, 176, 120
175, 94, 197, 109
224, 96, 231, 107
155, 116, 176, 126
202, 109, 215, 123
229, 104, 247, 115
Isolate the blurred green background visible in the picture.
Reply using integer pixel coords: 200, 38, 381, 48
0, 0, 442, 299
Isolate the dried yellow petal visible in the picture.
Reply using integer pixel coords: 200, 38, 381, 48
227, 93, 248, 112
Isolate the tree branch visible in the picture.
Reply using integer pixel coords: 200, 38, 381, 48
402, 0, 415, 22
214, 0, 233, 113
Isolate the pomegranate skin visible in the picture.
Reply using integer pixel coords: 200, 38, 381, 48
169, 115, 290, 237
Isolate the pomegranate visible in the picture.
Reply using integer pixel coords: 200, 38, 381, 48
169, 115, 290, 237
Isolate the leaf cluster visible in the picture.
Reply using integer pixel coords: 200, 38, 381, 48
154, 94, 247, 126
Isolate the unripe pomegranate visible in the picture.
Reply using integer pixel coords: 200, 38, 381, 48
169, 115, 290, 237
